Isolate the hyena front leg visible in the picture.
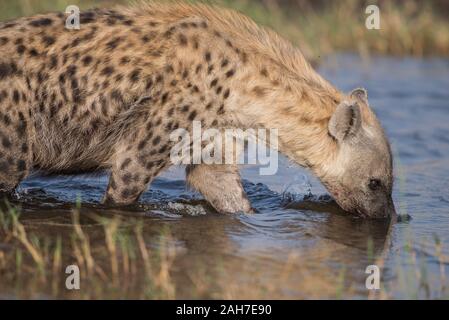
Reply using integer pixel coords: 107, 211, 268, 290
186, 164, 253, 214
103, 144, 170, 206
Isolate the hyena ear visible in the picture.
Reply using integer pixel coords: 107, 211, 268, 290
328, 101, 362, 142
350, 88, 368, 104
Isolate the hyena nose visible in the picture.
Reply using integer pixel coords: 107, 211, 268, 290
384, 196, 397, 218
370, 197, 396, 219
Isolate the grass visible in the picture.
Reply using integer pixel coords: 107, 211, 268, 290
0, 201, 180, 299
0, 0, 448, 62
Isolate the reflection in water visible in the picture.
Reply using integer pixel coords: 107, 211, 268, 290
2, 175, 396, 298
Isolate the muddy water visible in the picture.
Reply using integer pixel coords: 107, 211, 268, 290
2, 54, 449, 299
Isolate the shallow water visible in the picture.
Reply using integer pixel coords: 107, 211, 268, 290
2, 54, 449, 299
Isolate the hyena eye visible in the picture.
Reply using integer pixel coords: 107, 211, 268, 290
368, 179, 382, 191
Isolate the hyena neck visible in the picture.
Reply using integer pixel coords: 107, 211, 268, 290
229, 59, 343, 170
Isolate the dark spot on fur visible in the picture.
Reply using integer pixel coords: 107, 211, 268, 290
50, 54, 58, 69
106, 37, 122, 50
16, 45, 26, 55
0, 63, 15, 80
3, 114, 11, 125
223, 88, 230, 99
152, 136, 161, 146
111, 90, 123, 103
161, 92, 169, 105
79, 10, 96, 24
29, 18, 53, 27
58, 73, 66, 85
158, 144, 168, 153
163, 26, 176, 38
210, 78, 218, 87
192, 36, 199, 50
221, 59, 229, 68
21, 143, 28, 154
42, 35, 55, 46
226, 69, 235, 78
188, 110, 197, 121
145, 78, 153, 90
115, 74, 123, 82
165, 65, 174, 74
121, 189, 132, 198
2, 136, 11, 148
129, 69, 141, 83
122, 173, 132, 184
178, 34, 188, 46
0, 37, 9, 46
67, 65, 77, 77
101, 66, 115, 76
261, 68, 269, 77
120, 56, 131, 65
205, 51, 211, 62
16, 112, 26, 137
28, 48, 39, 57
13, 90, 20, 103
17, 160, 26, 171
252, 86, 265, 97
82, 55, 93, 66
181, 105, 190, 113
0, 161, 9, 173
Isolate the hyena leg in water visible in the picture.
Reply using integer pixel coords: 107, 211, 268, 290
0, 108, 31, 196
103, 143, 170, 206
186, 164, 253, 214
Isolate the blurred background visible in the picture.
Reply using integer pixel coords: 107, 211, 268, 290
1, 0, 448, 62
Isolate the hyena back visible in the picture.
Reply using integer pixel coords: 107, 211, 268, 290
0, 3, 395, 217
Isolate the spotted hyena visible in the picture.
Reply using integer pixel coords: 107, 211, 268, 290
0, 2, 395, 218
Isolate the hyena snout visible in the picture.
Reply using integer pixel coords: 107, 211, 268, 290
356, 194, 396, 219
330, 186, 396, 219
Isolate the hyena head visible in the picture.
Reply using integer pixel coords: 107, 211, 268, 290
321, 88, 395, 218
